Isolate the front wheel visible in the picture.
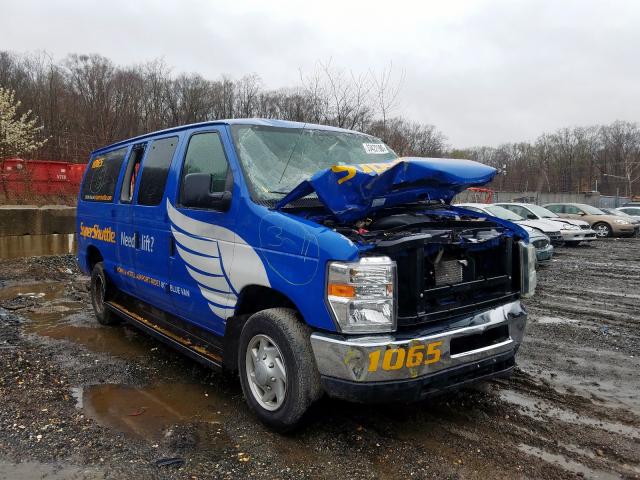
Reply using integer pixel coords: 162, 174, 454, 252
238, 308, 322, 431
593, 222, 612, 238
565, 241, 581, 247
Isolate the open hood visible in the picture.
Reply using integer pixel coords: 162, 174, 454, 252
275, 157, 497, 223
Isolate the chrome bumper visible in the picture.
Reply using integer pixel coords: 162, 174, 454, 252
310, 301, 526, 383
561, 229, 597, 241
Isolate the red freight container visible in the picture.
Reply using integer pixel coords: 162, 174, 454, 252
0, 158, 88, 200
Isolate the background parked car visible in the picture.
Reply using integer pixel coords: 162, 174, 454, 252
600, 208, 640, 236
616, 206, 640, 220
495, 203, 597, 246
456, 203, 554, 263
544, 203, 636, 238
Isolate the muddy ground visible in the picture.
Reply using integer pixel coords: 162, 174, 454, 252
0, 239, 638, 479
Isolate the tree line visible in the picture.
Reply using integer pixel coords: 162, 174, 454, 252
0, 50, 638, 197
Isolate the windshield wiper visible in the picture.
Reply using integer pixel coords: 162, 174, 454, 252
268, 190, 289, 195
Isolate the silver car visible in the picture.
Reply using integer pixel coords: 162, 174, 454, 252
496, 203, 597, 246
456, 203, 554, 263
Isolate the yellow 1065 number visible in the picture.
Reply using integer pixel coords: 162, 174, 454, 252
368, 341, 443, 372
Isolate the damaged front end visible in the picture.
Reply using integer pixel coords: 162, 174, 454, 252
276, 157, 536, 330
280, 157, 536, 400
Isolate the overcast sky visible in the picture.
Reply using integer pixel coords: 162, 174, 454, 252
1, 0, 639, 147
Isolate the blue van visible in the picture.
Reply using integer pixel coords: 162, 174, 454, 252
77, 119, 536, 430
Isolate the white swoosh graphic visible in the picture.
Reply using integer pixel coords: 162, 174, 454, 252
167, 200, 270, 320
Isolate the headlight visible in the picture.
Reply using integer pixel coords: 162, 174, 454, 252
563, 224, 580, 230
327, 257, 396, 333
614, 219, 629, 224
519, 241, 537, 298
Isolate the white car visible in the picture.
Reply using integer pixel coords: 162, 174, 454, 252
495, 203, 597, 246
456, 203, 564, 246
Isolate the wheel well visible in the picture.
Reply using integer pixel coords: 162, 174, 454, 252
223, 285, 298, 372
86, 246, 103, 271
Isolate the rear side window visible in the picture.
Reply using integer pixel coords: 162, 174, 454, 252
137, 136, 179, 206
546, 205, 563, 214
564, 205, 581, 214
120, 144, 145, 203
81, 147, 128, 202
180, 132, 229, 204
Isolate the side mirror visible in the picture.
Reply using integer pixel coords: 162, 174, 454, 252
578, 212, 586, 216
527, 213, 537, 220
182, 173, 232, 211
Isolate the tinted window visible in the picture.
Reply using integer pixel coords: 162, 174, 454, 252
81, 147, 128, 202
546, 205, 563, 214
505, 205, 528, 218
564, 205, 582, 214
623, 208, 640, 215
137, 136, 178, 206
180, 132, 229, 203
120, 145, 145, 203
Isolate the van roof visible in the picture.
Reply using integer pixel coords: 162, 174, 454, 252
91, 118, 363, 156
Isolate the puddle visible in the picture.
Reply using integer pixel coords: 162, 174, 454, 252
0, 281, 158, 360
0, 233, 76, 259
500, 389, 640, 439
517, 444, 620, 480
0, 281, 66, 303
78, 383, 231, 445
0, 460, 105, 480
24, 311, 157, 360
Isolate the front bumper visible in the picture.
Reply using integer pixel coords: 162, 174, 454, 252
535, 243, 554, 262
310, 301, 526, 402
561, 229, 597, 242
612, 224, 637, 236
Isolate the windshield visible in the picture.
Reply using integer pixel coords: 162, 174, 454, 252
579, 204, 606, 215
231, 125, 397, 202
613, 209, 633, 218
485, 205, 524, 221
526, 204, 558, 218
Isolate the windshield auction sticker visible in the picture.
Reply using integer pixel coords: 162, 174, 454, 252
362, 143, 389, 154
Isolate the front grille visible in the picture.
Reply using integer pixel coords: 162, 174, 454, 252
548, 232, 563, 244
435, 260, 463, 286
579, 224, 590, 230
378, 235, 521, 328
533, 239, 549, 249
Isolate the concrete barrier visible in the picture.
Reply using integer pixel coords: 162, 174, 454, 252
0, 205, 76, 236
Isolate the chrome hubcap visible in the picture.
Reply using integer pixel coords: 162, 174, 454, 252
595, 225, 609, 237
245, 334, 287, 411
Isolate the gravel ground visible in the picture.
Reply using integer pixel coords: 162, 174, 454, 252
0, 239, 639, 479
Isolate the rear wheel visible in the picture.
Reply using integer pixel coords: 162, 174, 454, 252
90, 262, 119, 325
238, 308, 322, 431
593, 222, 612, 238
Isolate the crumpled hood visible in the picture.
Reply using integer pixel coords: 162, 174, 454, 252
275, 157, 497, 223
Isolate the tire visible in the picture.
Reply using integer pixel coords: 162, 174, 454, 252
90, 262, 119, 325
592, 222, 612, 238
565, 241, 581, 247
238, 308, 322, 431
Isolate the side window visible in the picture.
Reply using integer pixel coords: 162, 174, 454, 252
565, 205, 580, 214
180, 132, 230, 205
137, 136, 179, 206
510, 206, 528, 218
546, 205, 562, 214
624, 208, 640, 215
120, 144, 145, 203
81, 147, 128, 202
